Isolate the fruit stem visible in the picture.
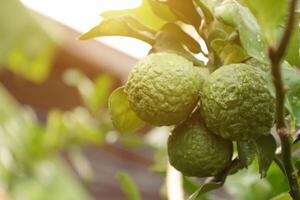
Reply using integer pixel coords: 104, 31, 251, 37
268, 0, 300, 199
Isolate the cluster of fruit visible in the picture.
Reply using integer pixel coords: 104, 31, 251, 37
123, 52, 275, 177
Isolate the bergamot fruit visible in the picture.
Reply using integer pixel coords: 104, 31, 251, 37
168, 114, 233, 177
201, 64, 275, 141
125, 53, 204, 126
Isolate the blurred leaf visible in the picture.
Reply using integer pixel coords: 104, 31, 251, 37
109, 87, 145, 134
188, 181, 222, 200
158, 23, 202, 53
120, 134, 144, 148
220, 43, 249, 64
266, 162, 289, 198
80, 15, 155, 44
194, 0, 214, 23
286, 22, 300, 67
101, 0, 167, 31
271, 193, 293, 200
64, 69, 115, 113
149, 148, 168, 173
63, 108, 105, 144
241, 0, 288, 43
282, 65, 300, 126
116, 172, 141, 200
44, 110, 68, 152
45, 108, 104, 152
210, 38, 227, 52
150, 23, 204, 66
250, 179, 272, 200
183, 177, 216, 200
215, 0, 267, 63
12, 158, 92, 200
183, 177, 199, 195
0, 0, 56, 82
68, 148, 93, 182
225, 165, 274, 200
82, 74, 114, 113
267, 63, 300, 126
207, 28, 228, 44
63, 69, 86, 87
163, 0, 202, 28
237, 140, 256, 167
148, 0, 177, 22
254, 135, 277, 178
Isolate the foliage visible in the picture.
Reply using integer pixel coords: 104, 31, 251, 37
0, 0, 56, 82
1, 0, 300, 199
116, 172, 141, 200
82, 0, 300, 199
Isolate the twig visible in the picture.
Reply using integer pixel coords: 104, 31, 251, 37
268, 0, 300, 199
205, 157, 243, 184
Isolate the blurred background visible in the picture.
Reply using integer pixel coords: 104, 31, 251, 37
0, 1, 290, 200
0, 0, 165, 199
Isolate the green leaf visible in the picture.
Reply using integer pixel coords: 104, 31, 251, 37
266, 162, 290, 197
183, 177, 199, 195
116, 172, 141, 200
241, 0, 288, 43
267, 63, 300, 126
282, 65, 300, 126
271, 193, 292, 200
109, 87, 145, 134
286, 20, 300, 67
150, 23, 204, 66
163, 0, 202, 28
237, 140, 256, 167
80, 15, 155, 44
101, 0, 167, 31
220, 43, 249, 64
188, 181, 223, 200
215, 0, 267, 63
254, 135, 277, 178
207, 28, 228, 43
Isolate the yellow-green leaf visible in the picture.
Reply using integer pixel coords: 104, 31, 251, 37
116, 172, 141, 200
163, 0, 202, 28
80, 16, 155, 44
101, 0, 167, 31
109, 87, 145, 134
241, 0, 288, 43
271, 193, 292, 200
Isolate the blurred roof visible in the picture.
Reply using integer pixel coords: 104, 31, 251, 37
20, 0, 151, 59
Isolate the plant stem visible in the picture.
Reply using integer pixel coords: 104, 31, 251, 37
268, 0, 300, 199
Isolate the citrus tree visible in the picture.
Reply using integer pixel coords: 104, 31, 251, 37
82, 0, 300, 199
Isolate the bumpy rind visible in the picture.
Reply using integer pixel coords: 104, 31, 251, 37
201, 64, 275, 141
168, 115, 233, 177
125, 53, 203, 126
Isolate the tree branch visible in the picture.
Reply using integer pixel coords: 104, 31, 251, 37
268, 0, 300, 199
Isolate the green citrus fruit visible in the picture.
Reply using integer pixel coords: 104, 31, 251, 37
201, 64, 275, 141
168, 114, 233, 177
125, 53, 204, 126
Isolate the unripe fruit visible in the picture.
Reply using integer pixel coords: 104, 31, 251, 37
168, 114, 233, 177
125, 53, 204, 126
201, 64, 275, 141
